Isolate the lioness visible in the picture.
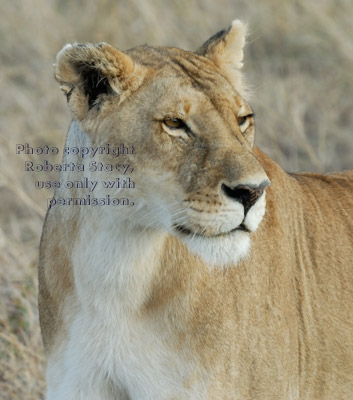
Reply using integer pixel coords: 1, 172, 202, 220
39, 20, 353, 399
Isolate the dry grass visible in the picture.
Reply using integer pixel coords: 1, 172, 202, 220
0, 0, 352, 398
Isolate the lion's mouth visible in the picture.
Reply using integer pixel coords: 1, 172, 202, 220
173, 223, 250, 238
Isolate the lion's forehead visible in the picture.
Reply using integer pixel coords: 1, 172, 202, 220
129, 45, 241, 108
128, 45, 215, 73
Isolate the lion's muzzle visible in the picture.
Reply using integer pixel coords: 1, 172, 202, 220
221, 180, 270, 215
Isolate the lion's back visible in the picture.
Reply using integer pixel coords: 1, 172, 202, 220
285, 169, 353, 397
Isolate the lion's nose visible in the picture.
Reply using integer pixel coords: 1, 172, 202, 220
221, 181, 270, 215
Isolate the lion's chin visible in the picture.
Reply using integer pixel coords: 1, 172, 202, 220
171, 193, 267, 267
177, 229, 251, 268
174, 223, 250, 238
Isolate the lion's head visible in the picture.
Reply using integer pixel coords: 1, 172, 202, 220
55, 20, 270, 267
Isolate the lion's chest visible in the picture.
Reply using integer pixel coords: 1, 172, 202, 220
65, 297, 209, 399
66, 225, 209, 399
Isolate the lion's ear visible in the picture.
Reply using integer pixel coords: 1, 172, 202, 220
54, 43, 135, 120
196, 20, 247, 95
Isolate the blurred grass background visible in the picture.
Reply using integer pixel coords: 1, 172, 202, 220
0, 0, 352, 398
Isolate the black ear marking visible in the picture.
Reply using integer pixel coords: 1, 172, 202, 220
196, 27, 230, 56
66, 87, 74, 103
75, 62, 114, 109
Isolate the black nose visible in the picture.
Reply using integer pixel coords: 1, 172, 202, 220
221, 181, 270, 215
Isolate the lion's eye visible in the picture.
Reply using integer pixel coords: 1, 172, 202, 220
163, 118, 185, 130
237, 113, 254, 133
237, 116, 247, 127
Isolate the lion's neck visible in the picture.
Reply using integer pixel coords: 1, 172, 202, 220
56, 121, 167, 313
70, 211, 167, 314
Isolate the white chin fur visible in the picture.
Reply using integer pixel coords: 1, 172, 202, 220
180, 230, 251, 268
176, 192, 267, 268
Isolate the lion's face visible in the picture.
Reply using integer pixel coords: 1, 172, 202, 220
55, 21, 269, 266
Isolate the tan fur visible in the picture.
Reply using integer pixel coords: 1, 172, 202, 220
39, 21, 353, 399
